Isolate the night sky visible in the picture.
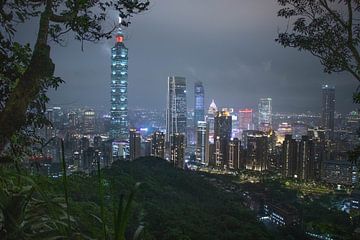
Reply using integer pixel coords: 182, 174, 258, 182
19, 0, 358, 113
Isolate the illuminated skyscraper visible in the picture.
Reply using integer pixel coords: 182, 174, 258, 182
166, 76, 187, 142
321, 85, 335, 140
258, 98, 272, 132
151, 131, 165, 158
171, 133, 185, 169
110, 27, 129, 141
129, 129, 141, 160
194, 81, 205, 125
244, 130, 268, 171
214, 111, 232, 167
206, 99, 218, 143
239, 108, 253, 132
228, 138, 241, 170
196, 121, 209, 165
83, 109, 96, 134
282, 135, 315, 180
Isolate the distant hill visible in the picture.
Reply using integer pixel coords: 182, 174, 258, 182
56, 157, 274, 239
100, 157, 273, 240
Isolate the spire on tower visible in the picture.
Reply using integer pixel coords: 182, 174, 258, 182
115, 19, 124, 43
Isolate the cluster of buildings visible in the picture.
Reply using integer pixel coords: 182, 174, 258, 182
29, 26, 360, 189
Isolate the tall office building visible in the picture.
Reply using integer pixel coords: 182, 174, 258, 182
110, 27, 129, 141
83, 109, 96, 134
166, 76, 187, 142
321, 85, 335, 140
214, 111, 232, 167
243, 130, 268, 171
195, 121, 209, 165
214, 111, 232, 142
207, 99, 218, 143
194, 81, 205, 126
258, 98, 272, 132
151, 131, 165, 158
129, 129, 141, 160
239, 108, 254, 132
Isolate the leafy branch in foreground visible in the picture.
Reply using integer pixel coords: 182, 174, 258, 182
276, 0, 360, 86
0, 0, 149, 161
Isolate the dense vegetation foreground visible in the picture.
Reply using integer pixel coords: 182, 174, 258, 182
49, 157, 272, 239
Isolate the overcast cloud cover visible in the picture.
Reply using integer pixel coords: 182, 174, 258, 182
27, 0, 357, 113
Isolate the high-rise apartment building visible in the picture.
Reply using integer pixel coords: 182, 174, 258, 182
282, 135, 315, 180
194, 81, 205, 126
170, 133, 185, 169
228, 138, 241, 170
195, 121, 209, 165
151, 131, 165, 158
166, 76, 187, 143
258, 98, 272, 132
129, 129, 141, 160
110, 27, 129, 141
321, 85, 335, 140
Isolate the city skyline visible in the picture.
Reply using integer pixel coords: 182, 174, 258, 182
12, 0, 356, 113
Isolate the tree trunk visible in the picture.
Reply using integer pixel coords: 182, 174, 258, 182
0, 2, 54, 158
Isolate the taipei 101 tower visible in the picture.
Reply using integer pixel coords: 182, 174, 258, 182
110, 19, 129, 143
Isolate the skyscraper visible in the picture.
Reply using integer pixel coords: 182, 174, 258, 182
151, 131, 165, 158
166, 76, 187, 143
129, 128, 141, 160
228, 138, 241, 170
258, 98, 272, 132
214, 111, 232, 167
321, 85, 335, 140
171, 133, 185, 169
214, 111, 232, 141
110, 27, 129, 141
194, 81, 205, 126
83, 109, 96, 134
239, 108, 253, 132
243, 130, 268, 171
282, 135, 315, 180
195, 121, 209, 165
207, 99, 218, 144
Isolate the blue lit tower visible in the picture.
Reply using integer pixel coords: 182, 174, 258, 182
110, 27, 129, 141
194, 81, 205, 126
